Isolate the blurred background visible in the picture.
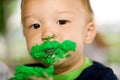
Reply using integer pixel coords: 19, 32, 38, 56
0, 0, 120, 79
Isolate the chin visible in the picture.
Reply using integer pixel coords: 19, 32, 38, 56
53, 58, 68, 67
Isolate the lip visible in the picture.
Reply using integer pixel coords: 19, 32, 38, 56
44, 48, 56, 54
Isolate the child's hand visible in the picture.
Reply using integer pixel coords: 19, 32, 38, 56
29, 72, 54, 80
10, 66, 54, 80
29, 76, 53, 80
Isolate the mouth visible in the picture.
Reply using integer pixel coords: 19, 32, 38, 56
30, 40, 76, 64
44, 48, 56, 54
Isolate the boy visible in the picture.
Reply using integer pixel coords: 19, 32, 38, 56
11, 0, 117, 80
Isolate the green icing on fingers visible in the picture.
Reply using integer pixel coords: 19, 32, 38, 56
10, 66, 54, 80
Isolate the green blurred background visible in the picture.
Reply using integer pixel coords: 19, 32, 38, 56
0, 0, 120, 79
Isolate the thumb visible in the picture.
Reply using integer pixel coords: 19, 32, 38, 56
43, 72, 53, 80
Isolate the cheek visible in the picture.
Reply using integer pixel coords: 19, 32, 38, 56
26, 39, 33, 52
67, 31, 85, 45
25, 34, 42, 52
76, 42, 84, 52
70, 33, 85, 53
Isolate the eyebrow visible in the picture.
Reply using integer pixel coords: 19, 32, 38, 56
22, 15, 32, 20
22, 9, 80, 21
22, 11, 75, 21
55, 10, 78, 15
22, 14, 39, 21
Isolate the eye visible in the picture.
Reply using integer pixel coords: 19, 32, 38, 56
57, 20, 69, 25
31, 23, 40, 29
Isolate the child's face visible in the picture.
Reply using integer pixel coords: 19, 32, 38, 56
22, 0, 96, 66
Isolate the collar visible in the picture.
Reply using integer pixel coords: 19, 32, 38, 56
54, 57, 93, 80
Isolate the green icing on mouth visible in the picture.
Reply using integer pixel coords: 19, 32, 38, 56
30, 40, 76, 65
10, 38, 76, 80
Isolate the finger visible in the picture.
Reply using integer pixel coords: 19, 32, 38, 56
28, 76, 45, 80
43, 72, 53, 80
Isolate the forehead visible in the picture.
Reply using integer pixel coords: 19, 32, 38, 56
21, 0, 86, 13
22, 0, 82, 6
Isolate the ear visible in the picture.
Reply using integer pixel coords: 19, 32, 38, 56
84, 21, 96, 44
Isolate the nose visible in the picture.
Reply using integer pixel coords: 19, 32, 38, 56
42, 33, 56, 41
41, 28, 57, 41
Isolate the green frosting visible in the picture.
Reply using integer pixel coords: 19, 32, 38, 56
30, 40, 76, 65
10, 66, 54, 80
10, 36, 76, 80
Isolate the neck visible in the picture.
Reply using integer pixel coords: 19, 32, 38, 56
54, 54, 84, 74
